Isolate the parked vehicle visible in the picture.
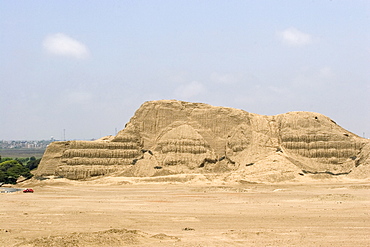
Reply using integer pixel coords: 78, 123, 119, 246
23, 188, 34, 193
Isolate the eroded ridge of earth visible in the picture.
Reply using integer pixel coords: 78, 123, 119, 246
36, 100, 370, 182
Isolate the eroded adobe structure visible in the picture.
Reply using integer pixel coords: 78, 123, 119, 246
36, 100, 370, 181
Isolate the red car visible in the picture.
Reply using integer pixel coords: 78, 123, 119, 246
23, 188, 34, 193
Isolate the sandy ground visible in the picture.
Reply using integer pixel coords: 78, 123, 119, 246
1, 177, 370, 246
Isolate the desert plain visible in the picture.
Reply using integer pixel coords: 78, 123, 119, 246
1, 176, 370, 247
3, 100, 370, 246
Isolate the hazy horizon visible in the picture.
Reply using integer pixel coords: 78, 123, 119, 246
1, 1, 369, 140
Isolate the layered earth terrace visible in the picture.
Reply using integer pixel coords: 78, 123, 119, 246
36, 100, 370, 181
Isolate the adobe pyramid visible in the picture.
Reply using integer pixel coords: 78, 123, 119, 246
36, 100, 370, 181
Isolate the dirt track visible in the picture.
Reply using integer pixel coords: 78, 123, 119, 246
1, 178, 370, 246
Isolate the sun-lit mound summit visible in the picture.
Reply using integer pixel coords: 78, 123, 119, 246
36, 100, 370, 182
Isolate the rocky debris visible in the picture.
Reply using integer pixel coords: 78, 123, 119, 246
36, 100, 370, 181
182, 227, 195, 231
20, 228, 180, 247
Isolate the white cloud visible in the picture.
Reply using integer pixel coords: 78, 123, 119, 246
43, 33, 90, 59
174, 81, 205, 99
278, 28, 313, 46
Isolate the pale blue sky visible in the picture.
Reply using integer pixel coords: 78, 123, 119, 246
1, 1, 369, 140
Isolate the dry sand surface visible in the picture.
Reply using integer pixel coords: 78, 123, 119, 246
1, 177, 370, 246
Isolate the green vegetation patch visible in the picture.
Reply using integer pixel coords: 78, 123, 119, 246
0, 156, 40, 185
